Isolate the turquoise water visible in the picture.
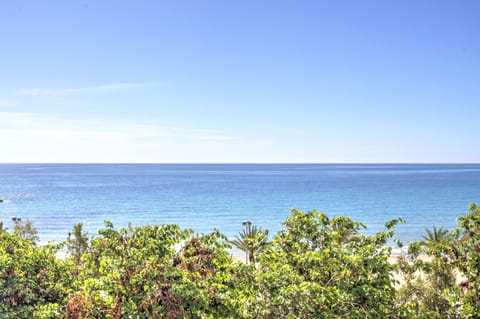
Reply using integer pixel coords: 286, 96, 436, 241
0, 164, 479, 244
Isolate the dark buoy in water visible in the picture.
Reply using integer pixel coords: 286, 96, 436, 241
0, 199, 3, 203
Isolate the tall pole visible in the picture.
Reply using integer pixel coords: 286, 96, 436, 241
242, 220, 252, 264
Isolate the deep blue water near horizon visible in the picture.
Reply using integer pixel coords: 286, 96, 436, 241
0, 164, 479, 244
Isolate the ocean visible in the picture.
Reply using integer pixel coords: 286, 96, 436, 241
0, 164, 479, 244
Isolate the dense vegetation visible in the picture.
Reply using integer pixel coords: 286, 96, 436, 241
1, 204, 480, 318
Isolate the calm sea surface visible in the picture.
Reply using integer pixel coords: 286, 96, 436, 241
0, 164, 479, 244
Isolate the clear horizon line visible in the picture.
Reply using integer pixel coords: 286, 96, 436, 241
0, 162, 479, 165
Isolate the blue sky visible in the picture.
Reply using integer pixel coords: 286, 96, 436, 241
0, 0, 479, 162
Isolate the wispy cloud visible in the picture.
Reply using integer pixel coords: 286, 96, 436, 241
0, 112, 233, 141
0, 112, 270, 163
0, 99, 17, 107
16, 82, 164, 96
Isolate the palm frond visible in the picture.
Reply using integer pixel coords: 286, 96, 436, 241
228, 223, 269, 263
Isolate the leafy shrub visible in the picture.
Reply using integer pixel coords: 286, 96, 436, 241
255, 209, 402, 318
0, 230, 72, 318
